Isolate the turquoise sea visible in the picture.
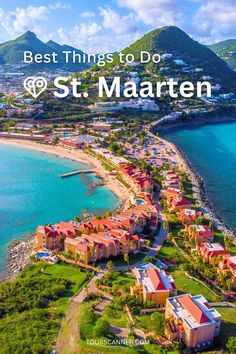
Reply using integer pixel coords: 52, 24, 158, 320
162, 121, 236, 232
0, 144, 119, 272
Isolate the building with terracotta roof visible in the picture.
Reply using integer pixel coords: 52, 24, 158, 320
64, 230, 140, 264
130, 263, 177, 305
119, 164, 154, 194
218, 255, 236, 286
167, 195, 191, 212
197, 243, 229, 263
179, 209, 203, 225
186, 225, 214, 245
165, 294, 221, 349
36, 221, 79, 250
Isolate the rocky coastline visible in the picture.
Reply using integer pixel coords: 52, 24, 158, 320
0, 234, 36, 282
173, 144, 235, 237
154, 111, 236, 238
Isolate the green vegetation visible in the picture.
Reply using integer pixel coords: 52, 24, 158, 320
0, 261, 91, 353
169, 267, 219, 302
135, 312, 166, 336
96, 270, 135, 294
215, 307, 236, 347
208, 39, 236, 70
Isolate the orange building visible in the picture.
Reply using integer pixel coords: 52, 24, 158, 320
130, 263, 177, 306
197, 243, 229, 263
179, 209, 202, 225
186, 225, 214, 245
167, 196, 191, 212
64, 230, 140, 264
218, 255, 236, 286
165, 294, 221, 350
119, 164, 154, 194
36, 222, 79, 250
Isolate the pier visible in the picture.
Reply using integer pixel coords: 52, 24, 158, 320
60, 169, 96, 178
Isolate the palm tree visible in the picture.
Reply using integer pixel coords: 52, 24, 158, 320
124, 253, 130, 270
106, 260, 114, 272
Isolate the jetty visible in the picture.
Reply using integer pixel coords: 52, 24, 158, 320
60, 169, 96, 178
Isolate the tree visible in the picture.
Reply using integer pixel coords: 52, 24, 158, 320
226, 336, 236, 353
106, 260, 114, 273
93, 318, 110, 337
150, 312, 166, 336
124, 253, 130, 270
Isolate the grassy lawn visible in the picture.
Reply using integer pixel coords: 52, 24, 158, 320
169, 267, 219, 302
22, 261, 92, 313
112, 252, 146, 266
111, 272, 135, 291
103, 303, 128, 327
214, 230, 236, 255
215, 307, 236, 344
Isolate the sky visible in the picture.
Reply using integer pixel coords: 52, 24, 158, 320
0, 0, 235, 53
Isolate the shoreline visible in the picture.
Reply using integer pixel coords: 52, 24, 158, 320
0, 138, 133, 211
0, 233, 36, 282
0, 138, 133, 281
156, 124, 236, 238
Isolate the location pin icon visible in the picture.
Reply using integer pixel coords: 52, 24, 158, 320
24, 76, 47, 98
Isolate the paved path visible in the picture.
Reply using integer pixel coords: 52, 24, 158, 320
73, 271, 104, 303
56, 301, 81, 354
94, 295, 113, 315
147, 213, 169, 257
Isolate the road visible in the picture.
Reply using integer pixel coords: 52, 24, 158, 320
73, 271, 104, 303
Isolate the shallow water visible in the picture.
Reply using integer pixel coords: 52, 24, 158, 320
0, 144, 119, 271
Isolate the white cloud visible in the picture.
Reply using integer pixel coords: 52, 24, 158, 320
118, 0, 184, 27
0, 3, 70, 37
80, 11, 95, 19
193, 0, 236, 42
99, 7, 137, 34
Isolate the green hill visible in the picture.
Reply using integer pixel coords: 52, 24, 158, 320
207, 39, 236, 70
0, 31, 52, 64
0, 31, 89, 71
106, 26, 236, 89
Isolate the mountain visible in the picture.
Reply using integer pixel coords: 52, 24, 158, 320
0, 31, 51, 64
108, 26, 236, 89
207, 39, 236, 71
0, 31, 89, 71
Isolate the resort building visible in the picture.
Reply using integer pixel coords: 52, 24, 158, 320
92, 122, 111, 132
119, 164, 154, 194
179, 209, 203, 225
218, 255, 236, 286
58, 135, 97, 149
197, 243, 229, 263
65, 230, 140, 264
185, 225, 214, 245
167, 196, 191, 212
36, 222, 79, 250
165, 294, 221, 350
36, 203, 159, 264
130, 263, 177, 306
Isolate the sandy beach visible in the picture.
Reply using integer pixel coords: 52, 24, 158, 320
0, 138, 133, 210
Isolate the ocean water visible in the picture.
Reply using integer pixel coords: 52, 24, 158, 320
0, 144, 119, 272
162, 121, 236, 231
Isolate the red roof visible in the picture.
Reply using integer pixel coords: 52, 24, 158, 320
147, 268, 166, 291
178, 295, 210, 324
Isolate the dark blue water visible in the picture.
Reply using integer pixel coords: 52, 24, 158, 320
162, 121, 236, 231
0, 144, 119, 271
